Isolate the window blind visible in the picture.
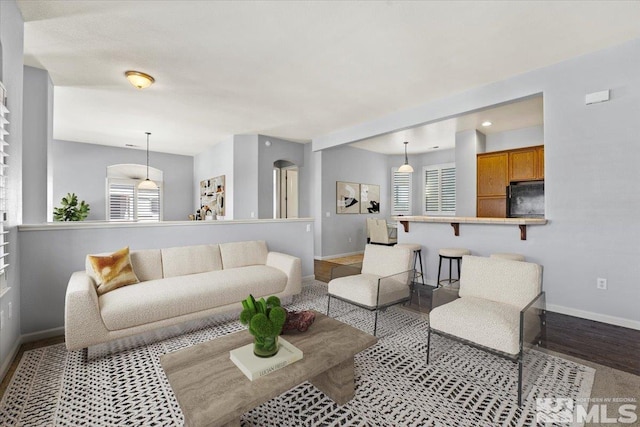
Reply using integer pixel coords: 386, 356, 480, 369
0, 89, 10, 280
108, 180, 162, 221
391, 169, 412, 215
423, 163, 456, 215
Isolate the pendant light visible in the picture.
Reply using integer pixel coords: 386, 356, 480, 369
398, 141, 414, 173
139, 132, 158, 190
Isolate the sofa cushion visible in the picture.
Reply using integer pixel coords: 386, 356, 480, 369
87, 246, 140, 295
219, 240, 268, 269
99, 265, 287, 330
430, 297, 521, 355
130, 249, 163, 281
161, 244, 222, 278
459, 255, 542, 310
328, 273, 410, 309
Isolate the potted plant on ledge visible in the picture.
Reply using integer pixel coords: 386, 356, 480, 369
53, 193, 90, 221
240, 295, 287, 357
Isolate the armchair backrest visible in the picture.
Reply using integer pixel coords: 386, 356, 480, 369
459, 255, 542, 310
366, 218, 376, 239
369, 219, 391, 244
362, 244, 412, 282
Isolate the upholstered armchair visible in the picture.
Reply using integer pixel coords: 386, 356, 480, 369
327, 244, 413, 335
427, 255, 546, 406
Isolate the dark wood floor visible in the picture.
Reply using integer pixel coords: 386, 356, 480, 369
315, 259, 640, 377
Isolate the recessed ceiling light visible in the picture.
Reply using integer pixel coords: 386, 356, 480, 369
481, 121, 492, 127
430, 146, 439, 149
125, 144, 138, 147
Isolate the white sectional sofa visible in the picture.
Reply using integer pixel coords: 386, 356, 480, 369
65, 240, 301, 350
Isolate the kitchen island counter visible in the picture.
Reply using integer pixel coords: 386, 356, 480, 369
391, 216, 547, 240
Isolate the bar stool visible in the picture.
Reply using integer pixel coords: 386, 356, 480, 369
437, 248, 471, 286
395, 243, 424, 306
490, 253, 525, 261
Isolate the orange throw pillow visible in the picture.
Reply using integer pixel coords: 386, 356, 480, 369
88, 246, 139, 295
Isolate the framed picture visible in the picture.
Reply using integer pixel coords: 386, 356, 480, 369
336, 181, 360, 214
200, 175, 225, 217
360, 184, 380, 213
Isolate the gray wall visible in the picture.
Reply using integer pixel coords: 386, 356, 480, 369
52, 140, 194, 222
0, 0, 24, 376
485, 125, 543, 152
233, 135, 259, 219
22, 66, 53, 223
455, 130, 485, 216
257, 135, 306, 219
193, 137, 234, 218
314, 38, 640, 328
18, 220, 314, 334
320, 145, 389, 257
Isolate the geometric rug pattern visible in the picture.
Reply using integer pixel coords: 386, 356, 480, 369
0, 280, 594, 426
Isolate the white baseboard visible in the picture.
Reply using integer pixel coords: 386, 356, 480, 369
315, 251, 364, 261
302, 275, 315, 281
547, 304, 640, 331
21, 326, 65, 343
0, 339, 21, 384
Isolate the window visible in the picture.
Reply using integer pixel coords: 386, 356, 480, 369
423, 163, 456, 215
107, 178, 162, 221
0, 83, 9, 295
391, 168, 412, 215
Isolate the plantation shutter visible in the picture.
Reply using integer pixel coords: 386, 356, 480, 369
108, 182, 135, 221
0, 87, 9, 283
391, 169, 412, 215
137, 187, 160, 221
423, 163, 456, 215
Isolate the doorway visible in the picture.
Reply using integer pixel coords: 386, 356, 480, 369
273, 160, 298, 218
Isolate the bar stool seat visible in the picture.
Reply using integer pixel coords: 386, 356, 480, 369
490, 253, 525, 261
437, 248, 471, 286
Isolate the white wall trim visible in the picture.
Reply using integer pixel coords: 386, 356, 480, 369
315, 250, 364, 261
0, 339, 21, 384
547, 304, 640, 331
302, 275, 316, 281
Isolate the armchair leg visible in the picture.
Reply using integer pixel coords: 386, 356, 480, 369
327, 294, 331, 317
373, 310, 379, 336
426, 326, 431, 364
517, 352, 524, 407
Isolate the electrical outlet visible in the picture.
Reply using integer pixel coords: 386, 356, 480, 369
250, 212, 255, 218
306, 224, 311, 232
8, 301, 11, 319
348, 237, 352, 243
597, 278, 607, 290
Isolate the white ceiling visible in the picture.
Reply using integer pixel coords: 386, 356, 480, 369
17, 1, 640, 156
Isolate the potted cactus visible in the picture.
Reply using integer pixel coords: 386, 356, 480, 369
240, 295, 287, 357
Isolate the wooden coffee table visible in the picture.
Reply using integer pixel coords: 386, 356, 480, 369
160, 311, 377, 427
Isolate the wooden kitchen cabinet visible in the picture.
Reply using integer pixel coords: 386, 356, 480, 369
477, 197, 507, 218
509, 148, 537, 181
477, 152, 508, 197
477, 145, 544, 218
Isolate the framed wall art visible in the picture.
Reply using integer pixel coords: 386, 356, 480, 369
336, 181, 360, 214
200, 175, 225, 218
360, 184, 380, 213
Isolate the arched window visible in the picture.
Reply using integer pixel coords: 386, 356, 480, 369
106, 164, 163, 221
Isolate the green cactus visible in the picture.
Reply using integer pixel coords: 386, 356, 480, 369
240, 294, 287, 338
53, 193, 90, 221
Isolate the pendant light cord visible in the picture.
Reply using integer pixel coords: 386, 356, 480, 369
145, 132, 151, 180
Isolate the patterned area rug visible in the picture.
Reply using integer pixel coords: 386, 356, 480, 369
0, 280, 594, 426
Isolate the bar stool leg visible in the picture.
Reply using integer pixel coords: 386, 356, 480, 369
417, 250, 425, 286
448, 258, 453, 284
437, 255, 443, 287
457, 258, 461, 282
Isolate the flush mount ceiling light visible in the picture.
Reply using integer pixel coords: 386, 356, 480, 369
139, 132, 158, 190
481, 121, 493, 127
398, 141, 414, 173
125, 70, 155, 89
